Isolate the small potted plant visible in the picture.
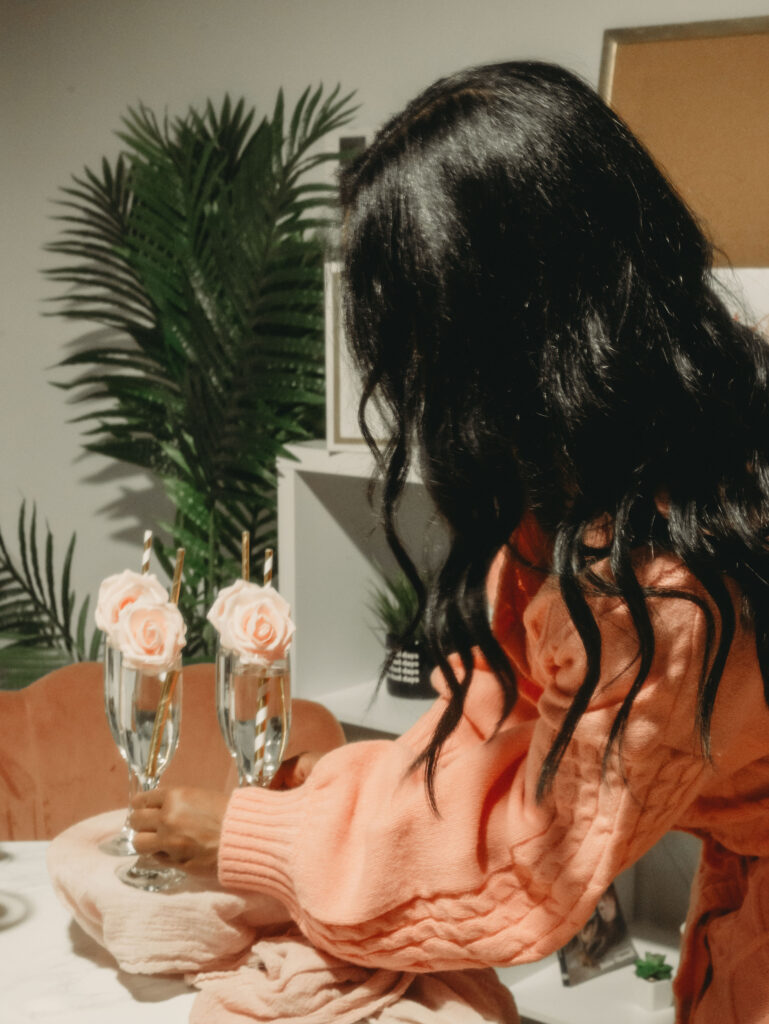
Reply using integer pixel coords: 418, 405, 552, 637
369, 569, 435, 699
630, 952, 674, 1011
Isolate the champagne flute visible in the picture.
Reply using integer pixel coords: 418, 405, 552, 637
98, 641, 138, 856
98, 530, 158, 856
218, 647, 291, 787
214, 541, 292, 786
215, 638, 237, 767
116, 656, 185, 892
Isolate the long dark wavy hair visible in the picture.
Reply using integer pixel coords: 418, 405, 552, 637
339, 61, 769, 804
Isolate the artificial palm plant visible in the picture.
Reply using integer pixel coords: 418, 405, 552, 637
368, 568, 435, 699
43, 86, 356, 658
0, 502, 102, 688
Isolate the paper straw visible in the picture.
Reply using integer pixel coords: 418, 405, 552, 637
253, 678, 269, 783
141, 530, 152, 575
277, 674, 290, 764
251, 549, 275, 783
242, 531, 250, 581
263, 548, 273, 586
169, 548, 184, 605
146, 547, 185, 779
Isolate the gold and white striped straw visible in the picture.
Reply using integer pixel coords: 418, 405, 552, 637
254, 547, 275, 783
141, 530, 152, 575
263, 548, 273, 586
253, 683, 269, 784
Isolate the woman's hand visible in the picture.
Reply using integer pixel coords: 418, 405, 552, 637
269, 750, 326, 790
130, 753, 324, 873
130, 786, 229, 876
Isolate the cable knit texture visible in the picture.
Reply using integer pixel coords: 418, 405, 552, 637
219, 528, 769, 1022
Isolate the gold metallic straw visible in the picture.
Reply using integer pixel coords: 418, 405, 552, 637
242, 531, 250, 581
141, 530, 152, 575
169, 548, 184, 604
277, 675, 289, 765
146, 547, 185, 779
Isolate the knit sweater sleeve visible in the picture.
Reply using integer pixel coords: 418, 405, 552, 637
218, 563, 710, 971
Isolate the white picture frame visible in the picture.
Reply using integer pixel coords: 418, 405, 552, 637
324, 260, 388, 452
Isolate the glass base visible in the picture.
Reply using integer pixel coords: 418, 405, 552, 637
116, 856, 186, 893
99, 829, 136, 857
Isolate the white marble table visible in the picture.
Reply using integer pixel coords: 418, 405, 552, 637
1, 840, 678, 1024
0, 842, 196, 1024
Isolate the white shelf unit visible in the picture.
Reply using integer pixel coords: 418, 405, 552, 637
276, 439, 438, 734
499, 925, 679, 1024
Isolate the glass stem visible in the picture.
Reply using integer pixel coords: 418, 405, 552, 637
120, 768, 139, 838
129, 776, 161, 871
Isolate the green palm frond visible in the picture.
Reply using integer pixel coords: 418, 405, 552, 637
44, 87, 357, 656
0, 501, 101, 664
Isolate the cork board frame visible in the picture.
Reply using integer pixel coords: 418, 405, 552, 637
599, 17, 769, 267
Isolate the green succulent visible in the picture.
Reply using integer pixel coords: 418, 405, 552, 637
634, 952, 673, 981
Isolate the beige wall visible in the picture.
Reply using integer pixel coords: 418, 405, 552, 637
2, 0, 767, 600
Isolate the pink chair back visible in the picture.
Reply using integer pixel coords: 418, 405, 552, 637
0, 662, 346, 840
0, 662, 235, 840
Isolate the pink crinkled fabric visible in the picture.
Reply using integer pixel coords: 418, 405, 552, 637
190, 938, 518, 1024
47, 809, 292, 975
47, 810, 518, 1024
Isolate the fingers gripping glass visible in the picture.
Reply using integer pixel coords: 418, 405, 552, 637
115, 657, 186, 892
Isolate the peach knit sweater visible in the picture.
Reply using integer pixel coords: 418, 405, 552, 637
219, 534, 769, 1022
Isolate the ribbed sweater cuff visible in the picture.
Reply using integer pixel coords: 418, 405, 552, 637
218, 784, 307, 914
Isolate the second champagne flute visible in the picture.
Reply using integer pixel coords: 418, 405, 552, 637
212, 541, 294, 787
222, 649, 291, 786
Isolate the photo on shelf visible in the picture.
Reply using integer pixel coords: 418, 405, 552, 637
556, 884, 637, 987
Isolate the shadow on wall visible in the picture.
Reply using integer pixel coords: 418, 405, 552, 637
82, 459, 175, 547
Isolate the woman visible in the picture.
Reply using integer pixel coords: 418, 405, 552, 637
132, 62, 769, 1021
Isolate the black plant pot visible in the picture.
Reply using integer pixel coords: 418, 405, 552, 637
384, 636, 435, 699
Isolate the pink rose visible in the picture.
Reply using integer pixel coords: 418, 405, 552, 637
207, 579, 295, 666
114, 600, 187, 671
95, 569, 168, 644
